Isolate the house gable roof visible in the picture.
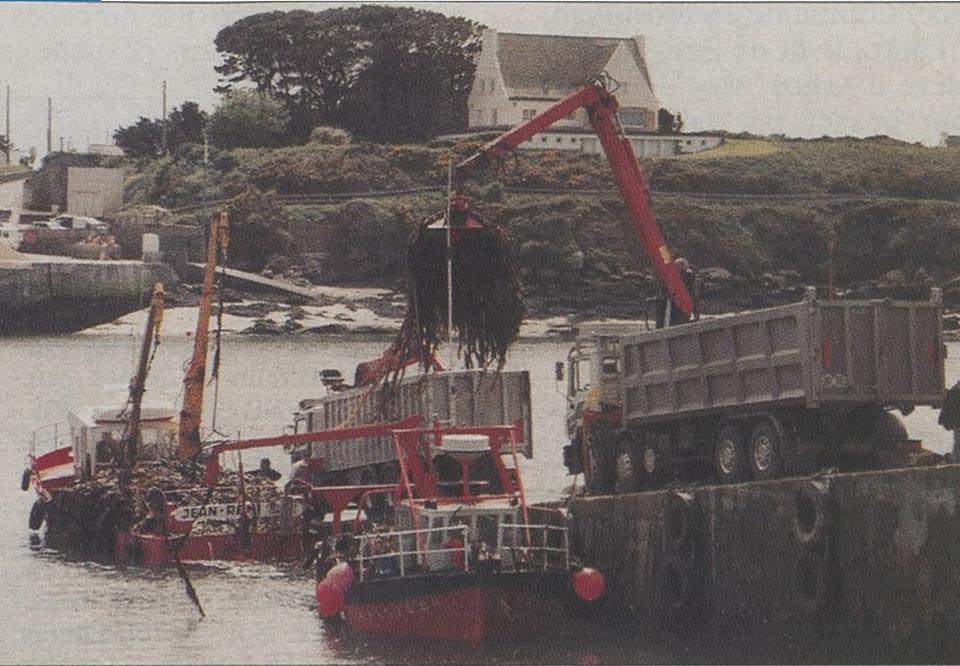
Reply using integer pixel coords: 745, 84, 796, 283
496, 32, 651, 94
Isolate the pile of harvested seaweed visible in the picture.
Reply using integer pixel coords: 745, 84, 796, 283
42, 461, 288, 556
397, 207, 524, 371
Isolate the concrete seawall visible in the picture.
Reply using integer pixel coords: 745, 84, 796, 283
570, 464, 960, 658
0, 257, 178, 334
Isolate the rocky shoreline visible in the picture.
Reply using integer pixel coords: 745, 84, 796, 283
84, 269, 960, 343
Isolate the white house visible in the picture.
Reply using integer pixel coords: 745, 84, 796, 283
464, 30, 722, 158
468, 30, 660, 132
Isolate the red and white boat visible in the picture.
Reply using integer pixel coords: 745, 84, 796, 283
314, 422, 606, 645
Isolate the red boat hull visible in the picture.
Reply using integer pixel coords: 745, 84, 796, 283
343, 571, 570, 645
121, 531, 303, 566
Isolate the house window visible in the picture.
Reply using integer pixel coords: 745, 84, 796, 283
556, 137, 563, 143
541, 137, 548, 143
489, 78, 495, 93
522, 109, 536, 121
619, 107, 648, 128
491, 109, 497, 125
479, 79, 485, 94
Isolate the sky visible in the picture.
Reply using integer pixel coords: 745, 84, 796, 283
2, 1, 960, 158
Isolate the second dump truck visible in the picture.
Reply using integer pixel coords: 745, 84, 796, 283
562, 287, 946, 493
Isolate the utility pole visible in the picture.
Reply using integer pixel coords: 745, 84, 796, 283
47, 97, 52, 154
5, 85, 10, 165
161, 80, 167, 156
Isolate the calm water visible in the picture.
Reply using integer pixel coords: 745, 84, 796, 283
1, 334, 956, 664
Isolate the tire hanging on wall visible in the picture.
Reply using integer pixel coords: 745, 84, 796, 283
28, 499, 47, 531
792, 480, 828, 546
663, 491, 698, 559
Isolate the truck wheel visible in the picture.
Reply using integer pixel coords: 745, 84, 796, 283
613, 444, 639, 494
748, 421, 782, 481
714, 424, 746, 484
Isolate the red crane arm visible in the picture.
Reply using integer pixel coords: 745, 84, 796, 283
454, 80, 693, 317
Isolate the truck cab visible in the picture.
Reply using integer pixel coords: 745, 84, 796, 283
561, 330, 630, 480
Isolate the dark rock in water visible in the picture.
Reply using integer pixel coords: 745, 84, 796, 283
241, 319, 284, 335
223, 302, 284, 319
351, 325, 395, 336
288, 307, 307, 321
302, 324, 349, 335
283, 319, 304, 333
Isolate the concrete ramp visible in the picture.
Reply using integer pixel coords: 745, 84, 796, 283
185, 263, 315, 301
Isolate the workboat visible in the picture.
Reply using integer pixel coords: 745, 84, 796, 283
21, 212, 309, 565
313, 422, 606, 645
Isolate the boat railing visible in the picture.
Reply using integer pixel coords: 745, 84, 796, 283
355, 524, 470, 582
29, 422, 73, 459
497, 523, 570, 573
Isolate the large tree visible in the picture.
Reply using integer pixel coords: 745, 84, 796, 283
213, 5, 483, 143
113, 102, 209, 158
207, 90, 291, 150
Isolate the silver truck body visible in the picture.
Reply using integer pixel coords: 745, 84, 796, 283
619, 291, 945, 426
296, 370, 532, 473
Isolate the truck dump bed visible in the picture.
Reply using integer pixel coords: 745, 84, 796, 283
297, 370, 532, 471
620, 291, 944, 425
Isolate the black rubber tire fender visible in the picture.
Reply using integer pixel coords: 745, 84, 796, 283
792, 480, 827, 545
21, 469, 32, 492
663, 491, 697, 557
794, 551, 828, 612
29, 499, 47, 531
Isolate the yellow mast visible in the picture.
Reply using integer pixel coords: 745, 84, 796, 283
119, 282, 165, 487
177, 212, 228, 461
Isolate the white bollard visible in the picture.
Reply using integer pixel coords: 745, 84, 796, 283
142, 233, 161, 263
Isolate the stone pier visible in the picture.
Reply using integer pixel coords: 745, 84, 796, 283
570, 464, 960, 659
0, 255, 177, 334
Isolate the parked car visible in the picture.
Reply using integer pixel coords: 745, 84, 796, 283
51, 215, 109, 232
32, 219, 68, 230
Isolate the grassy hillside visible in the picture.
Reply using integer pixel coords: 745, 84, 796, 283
121, 135, 960, 317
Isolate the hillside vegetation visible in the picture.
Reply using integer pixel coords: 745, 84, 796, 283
121, 135, 960, 318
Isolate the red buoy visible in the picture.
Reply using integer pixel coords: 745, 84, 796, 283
326, 562, 354, 594
316, 579, 345, 618
572, 567, 605, 602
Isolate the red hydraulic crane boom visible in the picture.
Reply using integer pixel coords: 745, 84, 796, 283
454, 77, 694, 319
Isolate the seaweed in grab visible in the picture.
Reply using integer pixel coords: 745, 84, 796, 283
397, 208, 524, 373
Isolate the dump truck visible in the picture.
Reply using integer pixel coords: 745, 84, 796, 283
561, 287, 946, 493
288, 369, 532, 486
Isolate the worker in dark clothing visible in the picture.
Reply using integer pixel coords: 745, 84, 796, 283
95, 432, 117, 465
257, 458, 282, 481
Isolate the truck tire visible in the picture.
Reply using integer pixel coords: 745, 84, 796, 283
714, 423, 746, 484
613, 443, 639, 494
748, 420, 782, 481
